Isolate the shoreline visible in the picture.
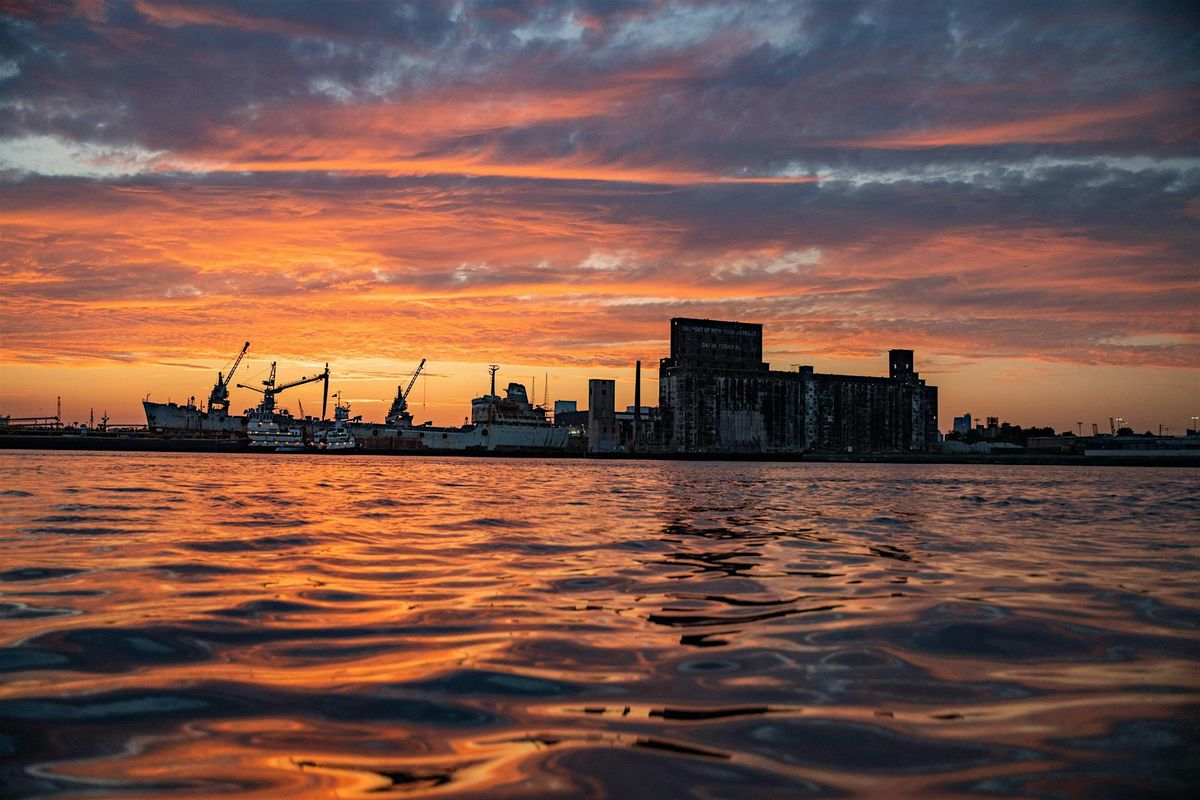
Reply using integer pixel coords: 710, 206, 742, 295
1, 435, 1196, 467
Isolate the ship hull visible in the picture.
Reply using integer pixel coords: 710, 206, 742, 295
392, 423, 568, 452
143, 401, 246, 433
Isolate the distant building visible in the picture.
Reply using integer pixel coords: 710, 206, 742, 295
953, 413, 972, 435
556, 402, 660, 452
587, 379, 616, 452
616, 405, 660, 450
658, 318, 938, 453
553, 400, 577, 417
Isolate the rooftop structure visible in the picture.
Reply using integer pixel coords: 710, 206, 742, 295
667, 318, 767, 372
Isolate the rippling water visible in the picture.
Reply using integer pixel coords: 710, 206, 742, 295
1, 452, 1197, 798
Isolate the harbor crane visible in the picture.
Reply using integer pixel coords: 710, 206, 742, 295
385, 359, 426, 426
238, 362, 330, 419
207, 341, 250, 414
403, 359, 427, 406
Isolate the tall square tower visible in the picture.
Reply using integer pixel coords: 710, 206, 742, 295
587, 379, 616, 452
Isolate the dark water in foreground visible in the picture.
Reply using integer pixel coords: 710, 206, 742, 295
0, 453, 1197, 799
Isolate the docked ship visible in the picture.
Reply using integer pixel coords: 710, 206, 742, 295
310, 394, 357, 451
143, 347, 568, 453
144, 343, 332, 443
240, 361, 330, 452
246, 416, 305, 451
143, 342, 251, 433
383, 365, 569, 452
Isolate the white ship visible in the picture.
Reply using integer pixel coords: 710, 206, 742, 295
390, 365, 569, 452
246, 415, 305, 451
143, 342, 251, 433
311, 394, 357, 451
239, 361, 330, 452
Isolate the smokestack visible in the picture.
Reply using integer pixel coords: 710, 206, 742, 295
634, 360, 642, 451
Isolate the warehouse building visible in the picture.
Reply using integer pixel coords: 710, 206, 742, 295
658, 318, 938, 453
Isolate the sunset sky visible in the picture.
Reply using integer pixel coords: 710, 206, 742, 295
1, 1, 1197, 431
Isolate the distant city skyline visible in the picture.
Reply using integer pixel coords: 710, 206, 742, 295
1, 2, 1196, 428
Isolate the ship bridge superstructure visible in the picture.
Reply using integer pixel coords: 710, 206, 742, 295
470, 368, 551, 426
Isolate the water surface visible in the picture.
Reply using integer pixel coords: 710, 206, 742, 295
1, 452, 1198, 798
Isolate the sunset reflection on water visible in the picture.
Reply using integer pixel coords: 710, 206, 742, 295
1, 452, 1197, 798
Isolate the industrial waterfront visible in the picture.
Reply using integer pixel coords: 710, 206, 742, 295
3, 317, 1196, 463
1, 452, 1197, 798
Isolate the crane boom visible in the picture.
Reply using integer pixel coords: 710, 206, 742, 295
272, 366, 329, 395
237, 362, 329, 418
236, 360, 274, 394
401, 359, 426, 402
222, 342, 250, 391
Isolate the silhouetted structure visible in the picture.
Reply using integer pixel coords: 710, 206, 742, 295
587, 379, 617, 453
659, 318, 938, 453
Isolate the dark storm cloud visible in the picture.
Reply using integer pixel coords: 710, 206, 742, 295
2, 0, 1195, 165
0, 1, 456, 151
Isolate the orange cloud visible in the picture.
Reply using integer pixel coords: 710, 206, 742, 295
157, 73, 813, 185
842, 92, 1185, 148
3, 179, 1195, 391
